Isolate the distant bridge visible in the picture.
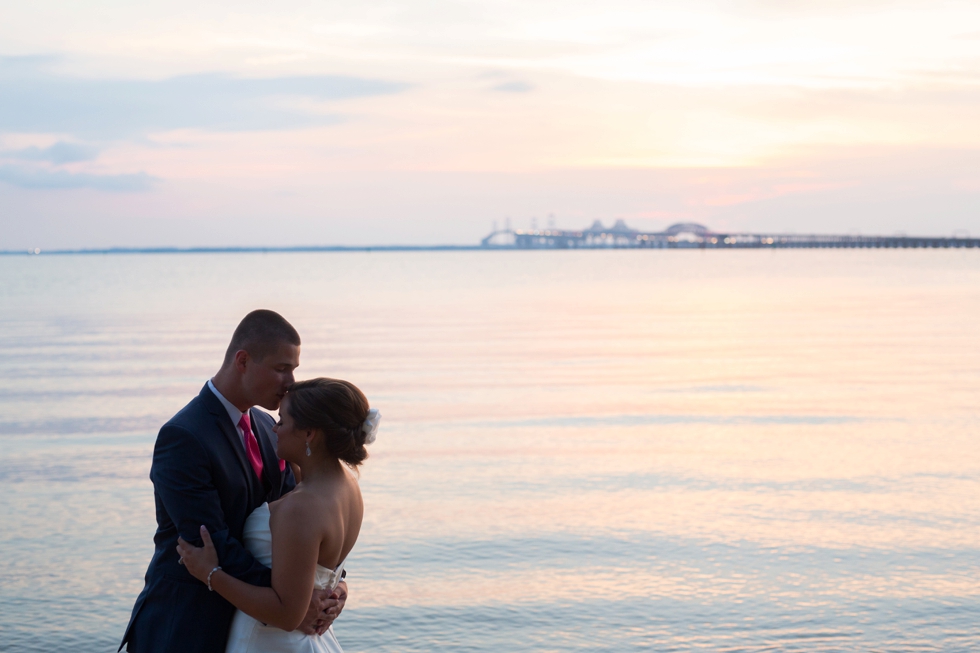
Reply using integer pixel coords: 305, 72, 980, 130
481, 221, 980, 249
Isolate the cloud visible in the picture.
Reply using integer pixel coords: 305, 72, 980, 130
727, 0, 913, 17
0, 54, 62, 71
0, 63, 408, 139
6, 141, 100, 164
491, 81, 534, 93
0, 165, 155, 191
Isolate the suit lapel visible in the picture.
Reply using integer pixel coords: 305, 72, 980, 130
200, 384, 253, 486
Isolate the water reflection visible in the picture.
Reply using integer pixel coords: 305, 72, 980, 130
0, 250, 978, 652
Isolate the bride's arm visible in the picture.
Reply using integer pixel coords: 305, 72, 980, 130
178, 498, 321, 632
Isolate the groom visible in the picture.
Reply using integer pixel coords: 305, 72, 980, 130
120, 310, 346, 652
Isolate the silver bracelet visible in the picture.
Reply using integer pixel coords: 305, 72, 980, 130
207, 566, 222, 592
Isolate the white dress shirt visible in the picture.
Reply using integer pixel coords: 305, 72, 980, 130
208, 378, 247, 448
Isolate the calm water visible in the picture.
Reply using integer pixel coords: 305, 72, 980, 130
1, 250, 978, 652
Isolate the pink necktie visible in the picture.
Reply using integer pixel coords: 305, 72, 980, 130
239, 412, 287, 481
239, 413, 265, 482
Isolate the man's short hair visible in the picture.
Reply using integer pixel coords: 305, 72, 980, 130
223, 310, 301, 364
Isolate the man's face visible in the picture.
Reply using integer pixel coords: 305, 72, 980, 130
242, 342, 300, 410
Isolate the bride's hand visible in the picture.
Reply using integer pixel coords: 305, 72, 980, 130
176, 525, 220, 583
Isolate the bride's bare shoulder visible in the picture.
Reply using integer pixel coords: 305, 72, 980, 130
344, 468, 364, 506
269, 488, 322, 527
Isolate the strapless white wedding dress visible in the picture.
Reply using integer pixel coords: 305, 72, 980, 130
225, 503, 347, 653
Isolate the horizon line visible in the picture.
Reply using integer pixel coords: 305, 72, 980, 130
4, 226, 978, 256
1, 244, 486, 256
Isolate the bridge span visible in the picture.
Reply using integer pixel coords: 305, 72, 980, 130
481, 221, 980, 250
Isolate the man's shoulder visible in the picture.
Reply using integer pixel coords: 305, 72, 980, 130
162, 388, 215, 434
249, 408, 276, 429
166, 397, 206, 426
152, 391, 221, 463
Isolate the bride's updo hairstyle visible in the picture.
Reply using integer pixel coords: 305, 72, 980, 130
286, 378, 370, 467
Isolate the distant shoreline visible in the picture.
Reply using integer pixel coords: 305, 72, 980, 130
6, 231, 980, 256
7, 220, 978, 255
1, 245, 486, 256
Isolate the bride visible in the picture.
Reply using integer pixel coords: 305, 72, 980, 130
178, 378, 379, 652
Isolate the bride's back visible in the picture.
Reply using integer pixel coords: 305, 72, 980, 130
275, 469, 363, 570
270, 377, 374, 571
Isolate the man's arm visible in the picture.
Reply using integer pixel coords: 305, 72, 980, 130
152, 424, 271, 586
154, 423, 330, 632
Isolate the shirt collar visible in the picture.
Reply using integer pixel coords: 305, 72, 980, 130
208, 378, 246, 429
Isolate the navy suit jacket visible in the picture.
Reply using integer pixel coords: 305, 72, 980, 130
120, 384, 296, 653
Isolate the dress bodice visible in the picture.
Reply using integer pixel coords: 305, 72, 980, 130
242, 502, 346, 592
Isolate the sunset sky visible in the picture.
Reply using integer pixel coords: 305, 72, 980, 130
2, 0, 980, 248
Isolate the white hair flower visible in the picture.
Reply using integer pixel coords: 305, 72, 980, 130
362, 408, 381, 445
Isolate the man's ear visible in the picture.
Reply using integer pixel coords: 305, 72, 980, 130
233, 349, 249, 373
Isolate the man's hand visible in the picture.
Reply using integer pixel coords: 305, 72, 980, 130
314, 581, 348, 635
296, 580, 348, 636
296, 589, 334, 636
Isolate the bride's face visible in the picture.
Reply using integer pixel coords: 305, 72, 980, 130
273, 396, 307, 462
